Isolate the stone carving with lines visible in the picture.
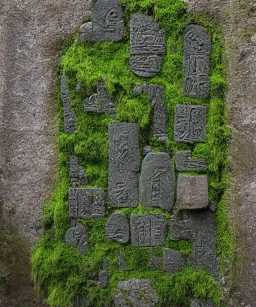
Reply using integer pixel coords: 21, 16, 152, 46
65, 222, 88, 255
175, 150, 206, 172
163, 248, 185, 275
106, 213, 129, 243
69, 155, 86, 186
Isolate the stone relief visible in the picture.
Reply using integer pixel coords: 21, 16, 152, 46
70, 155, 86, 186
163, 248, 185, 275
106, 213, 129, 243
65, 222, 88, 255
175, 150, 207, 172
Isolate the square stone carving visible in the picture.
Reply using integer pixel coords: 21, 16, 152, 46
177, 175, 208, 210
106, 213, 129, 243
184, 25, 211, 99
130, 214, 166, 247
65, 222, 88, 255
69, 188, 105, 219
163, 248, 185, 275
170, 216, 193, 240
175, 150, 206, 172
174, 105, 207, 143
108, 123, 140, 208
139, 152, 175, 211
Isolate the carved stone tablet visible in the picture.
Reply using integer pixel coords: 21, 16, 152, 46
191, 300, 214, 307
149, 256, 162, 270
184, 25, 211, 99
73, 294, 87, 307
65, 223, 88, 255
108, 123, 140, 208
70, 156, 87, 186
106, 213, 129, 243
177, 175, 208, 210
61, 75, 77, 133
175, 150, 206, 172
139, 152, 175, 211
163, 249, 185, 275
170, 216, 193, 240
130, 214, 166, 247
114, 279, 158, 307
130, 55, 163, 78
69, 188, 105, 219
174, 105, 207, 144
80, 0, 124, 42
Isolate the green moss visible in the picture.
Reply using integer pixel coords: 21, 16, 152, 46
32, 0, 234, 306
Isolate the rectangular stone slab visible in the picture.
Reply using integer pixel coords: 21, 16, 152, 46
108, 123, 140, 208
175, 150, 206, 172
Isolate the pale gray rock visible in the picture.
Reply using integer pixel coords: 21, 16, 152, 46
106, 213, 129, 243
139, 152, 175, 211
177, 175, 208, 210
163, 248, 185, 275
65, 222, 88, 255
175, 150, 207, 172
108, 123, 140, 208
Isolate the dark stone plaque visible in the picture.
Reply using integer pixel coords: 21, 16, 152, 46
149, 256, 162, 270
69, 188, 105, 219
108, 123, 140, 208
106, 213, 129, 243
175, 150, 206, 172
170, 216, 193, 240
130, 214, 166, 247
177, 175, 208, 210
163, 248, 185, 275
73, 294, 87, 307
174, 105, 207, 143
61, 75, 77, 133
114, 279, 158, 307
129, 55, 163, 78
80, 0, 124, 42
191, 300, 214, 307
84, 81, 116, 119
70, 155, 86, 186
184, 25, 211, 99
139, 152, 175, 211
65, 223, 88, 255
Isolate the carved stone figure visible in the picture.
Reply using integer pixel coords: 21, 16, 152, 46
130, 214, 166, 247
130, 14, 166, 77
174, 105, 207, 143
163, 248, 185, 275
184, 25, 211, 98
106, 213, 129, 243
80, 0, 124, 42
108, 123, 140, 208
139, 152, 175, 211
175, 150, 206, 172
69, 188, 105, 219
61, 75, 77, 133
177, 175, 208, 210
65, 222, 88, 255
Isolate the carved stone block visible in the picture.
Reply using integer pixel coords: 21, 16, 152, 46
114, 279, 158, 307
80, 0, 124, 42
139, 152, 175, 211
130, 55, 163, 77
184, 25, 211, 99
130, 214, 166, 247
69, 188, 105, 219
177, 175, 208, 210
163, 248, 185, 275
70, 156, 86, 186
149, 256, 162, 270
65, 223, 88, 255
175, 150, 206, 172
170, 216, 193, 240
61, 75, 77, 133
174, 105, 207, 144
191, 300, 213, 307
108, 123, 140, 208
106, 213, 129, 243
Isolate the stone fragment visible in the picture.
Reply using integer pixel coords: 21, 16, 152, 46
118, 251, 127, 271
170, 216, 193, 240
106, 213, 129, 243
174, 105, 207, 144
191, 300, 214, 307
177, 175, 208, 210
184, 25, 211, 99
65, 222, 88, 255
130, 14, 165, 77
61, 75, 77, 133
114, 279, 158, 307
130, 214, 166, 247
163, 248, 185, 275
142, 146, 152, 156
108, 123, 140, 208
149, 256, 162, 270
80, 0, 124, 42
139, 152, 175, 211
84, 81, 116, 119
175, 150, 206, 172
70, 155, 86, 186
69, 188, 105, 219
73, 294, 87, 307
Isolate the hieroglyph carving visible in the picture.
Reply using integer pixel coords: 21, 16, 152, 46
184, 25, 211, 98
163, 248, 185, 275
70, 155, 86, 186
65, 223, 88, 255
108, 123, 140, 208
106, 213, 129, 243
175, 150, 206, 172
170, 216, 193, 240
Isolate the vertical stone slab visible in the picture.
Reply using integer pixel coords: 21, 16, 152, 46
174, 105, 207, 143
175, 150, 206, 172
65, 222, 88, 255
106, 213, 129, 243
108, 123, 140, 208
70, 155, 86, 186
139, 152, 175, 211
163, 248, 185, 275
184, 25, 211, 99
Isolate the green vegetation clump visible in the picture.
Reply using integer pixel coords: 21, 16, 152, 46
32, 0, 234, 306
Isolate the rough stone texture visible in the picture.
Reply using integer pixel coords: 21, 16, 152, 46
108, 123, 140, 208
163, 248, 185, 275
177, 175, 208, 210
106, 213, 129, 243
191, 300, 213, 307
65, 222, 89, 255
175, 150, 207, 172
114, 279, 158, 307
70, 155, 86, 186
149, 256, 162, 270
170, 215, 193, 240
139, 153, 175, 211
184, 24, 211, 99
73, 294, 87, 307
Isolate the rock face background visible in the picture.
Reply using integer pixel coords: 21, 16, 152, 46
0, 0, 255, 306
